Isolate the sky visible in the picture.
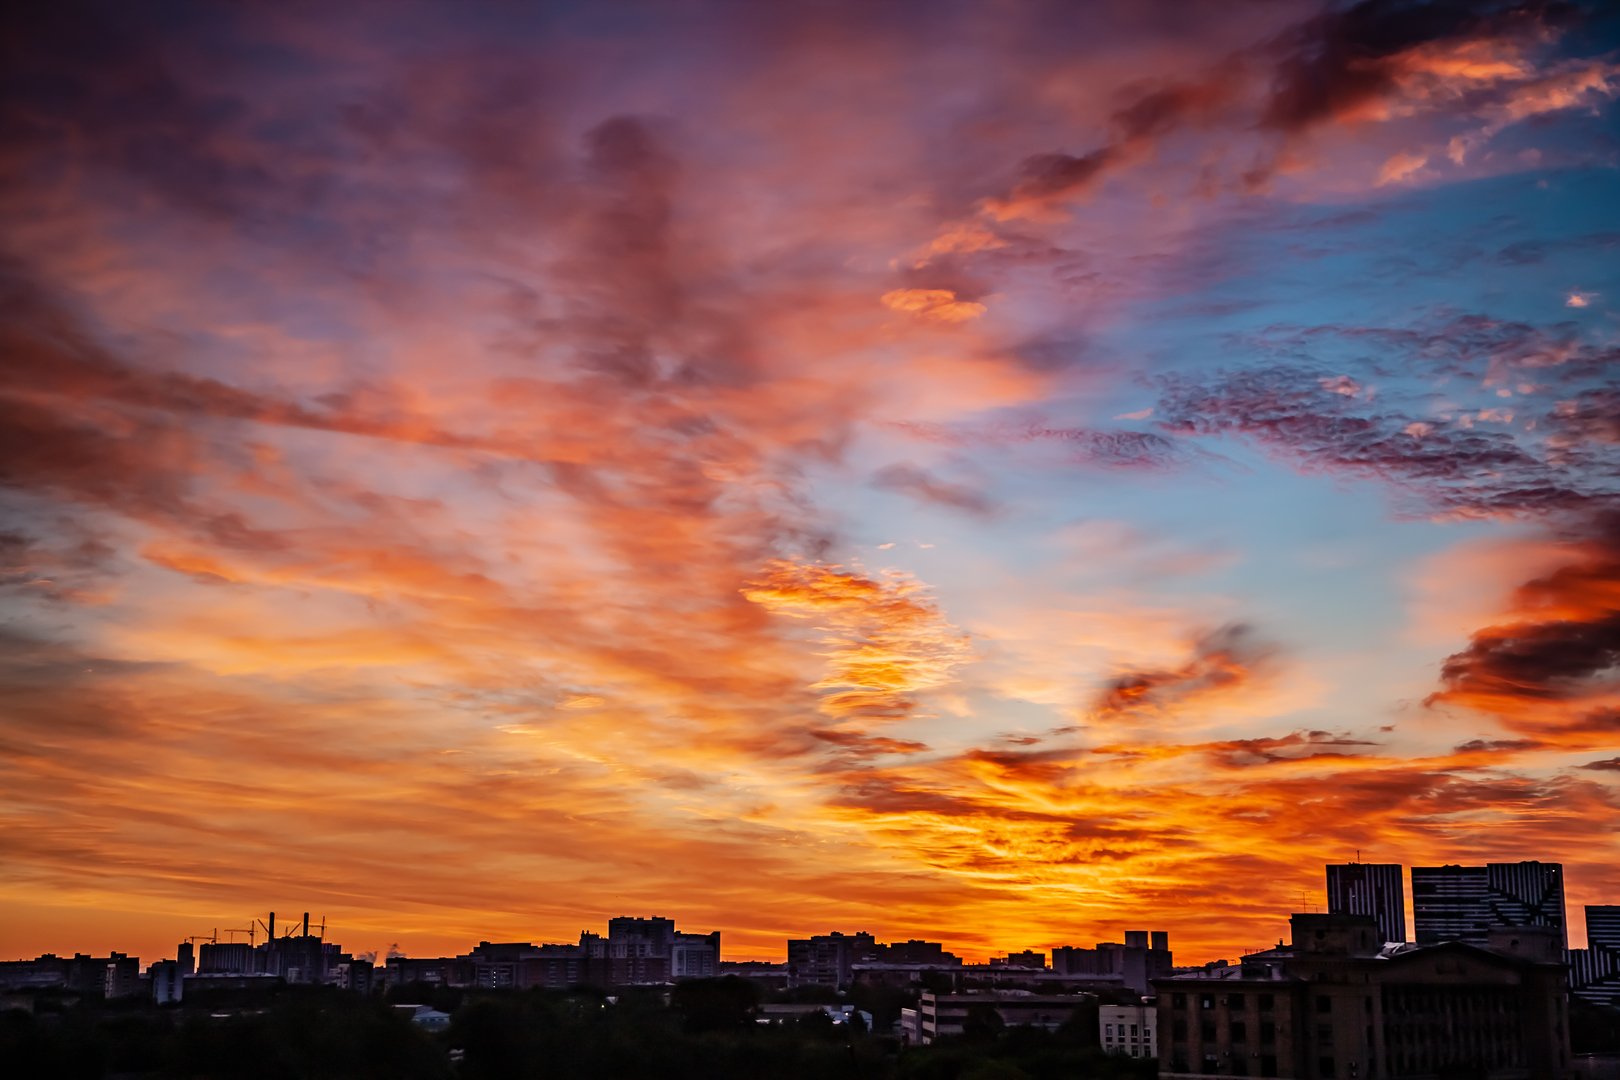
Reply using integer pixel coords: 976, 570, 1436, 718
2, 0, 1619, 967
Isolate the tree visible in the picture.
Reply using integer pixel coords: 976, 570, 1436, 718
671, 976, 760, 1033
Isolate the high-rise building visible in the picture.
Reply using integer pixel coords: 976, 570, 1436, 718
1411, 861, 1565, 947
786, 931, 879, 988
1584, 904, 1620, 950
150, 959, 184, 1004
1325, 862, 1406, 943
1570, 904, 1620, 1008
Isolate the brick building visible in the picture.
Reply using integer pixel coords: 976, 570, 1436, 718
1154, 914, 1571, 1079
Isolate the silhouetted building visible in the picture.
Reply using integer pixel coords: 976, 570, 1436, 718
1325, 861, 1406, 943
1570, 904, 1620, 1008
886, 939, 958, 965
197, 941, 255, 975
991, 949, 1046, 969
381, 916, 718, 991
1154, 914, 1571, 1079
334, 958, 374, 994
1051, 930, 1171, 995
381, 954, 471, 988
788, 932, 961, 989
1411, 861, 1566, 947
104, 955, 141, 999
787, 931, 879, 988
0, 955, 70, 991
597, 916, 720, 980
0, 952, 140, 995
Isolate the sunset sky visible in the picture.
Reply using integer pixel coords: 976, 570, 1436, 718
3, 0, 1620, 967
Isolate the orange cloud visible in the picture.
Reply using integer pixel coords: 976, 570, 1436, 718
880, 287, 988, 322
742, 560, 971, 724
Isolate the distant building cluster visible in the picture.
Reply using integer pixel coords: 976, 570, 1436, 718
385, 916, 720, 991
786, 927, 1172, 998
1, 855, 1616, 1078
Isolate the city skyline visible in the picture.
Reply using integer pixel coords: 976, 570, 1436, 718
3, 1, 1620, 967
5, 852, 1615, 969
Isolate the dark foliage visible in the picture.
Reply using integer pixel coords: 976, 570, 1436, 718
0, 983, 1159, 1079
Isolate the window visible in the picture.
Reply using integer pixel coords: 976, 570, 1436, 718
1173, 1019, 1187, 1040
1317, 995, 1333, 1013
1172, 993, 1186, 1008
1201, 1021, 1216, 1042
1319, 1057, 1337, 1078
1259, 993, 1274, 1010
1230, 1020, 1247, 1042
1130, 1024, 1138, 1037
1105, 1024, 1113, 1036
1260, 1020, 1275, 1043
1260, 1054, 1278, 1078
1201, 994, 1214, 1010
1228, 992, 1245, 1007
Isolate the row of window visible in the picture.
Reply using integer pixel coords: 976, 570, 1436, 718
1171, 1019, 1277, 1043
1171, 991, 1277, 1010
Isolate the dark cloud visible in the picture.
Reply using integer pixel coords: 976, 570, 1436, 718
1093, 623, 1276, 721
1111, 73, 1237, 142
1437, 614, 1620, 700
1493, 231, 1620, 266
1580, 756, 1620, 771
894, 420, 1183, 470
981, 67, 1235, 219
990, 148, 1118, 213
0, 258, 492, 531
1155, 349, 1616, 518
1203, 730, 1380, 768
1547, 389, 1620, 446
1259, 0, 1573, 132
1429, 510, 1620, 738
1452, 737, 1545, 752
810, 729, 931, 759
871, 463, 998, 517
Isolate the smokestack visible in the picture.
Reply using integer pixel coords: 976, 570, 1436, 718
269, 912, 275, 939
303, 912, 309, 938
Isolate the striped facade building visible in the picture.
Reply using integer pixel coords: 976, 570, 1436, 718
1411, 861, 1565, 948
1570, 904, 1620, 1008
1325, 862, 1406, 943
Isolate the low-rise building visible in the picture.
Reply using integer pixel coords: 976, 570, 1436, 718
1100, 1000, 1155, 1059
915, 989, 1091, 1044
